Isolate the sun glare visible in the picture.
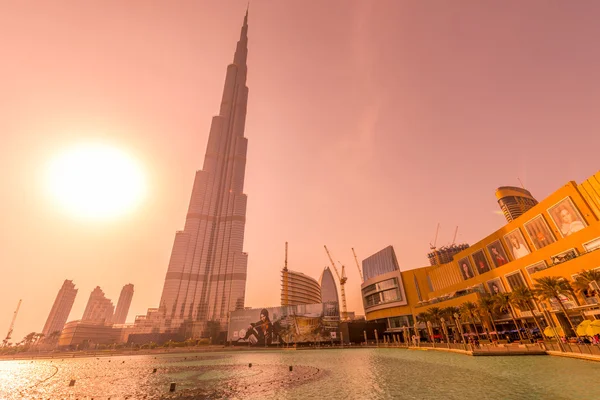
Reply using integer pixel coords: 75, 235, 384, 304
46, 143, 145, 220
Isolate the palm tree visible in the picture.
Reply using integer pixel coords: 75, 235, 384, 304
46, 331, 61, 344
493, 293, 525, 341
459, 302, 481, 340
533, 276, 578, 336
509, 286, 546, 340
33, 333, 44, 348
572, 269, 600, 303
23, 332, 37, 347
427, 307, 444, 342
427, 307, 444, 331
477, 295, 499, 340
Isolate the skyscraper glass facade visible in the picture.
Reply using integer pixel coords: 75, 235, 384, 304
42, 279, 78, 336
362, 246, 400, 281
157, 11, 251, 336
319, 267, 339, 304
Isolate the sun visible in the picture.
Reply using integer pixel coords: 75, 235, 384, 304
46, 143, 146, 220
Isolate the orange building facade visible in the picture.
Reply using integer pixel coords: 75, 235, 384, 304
362, 171, 600, 335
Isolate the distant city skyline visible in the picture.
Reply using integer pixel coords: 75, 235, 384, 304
2, 1, 600, 341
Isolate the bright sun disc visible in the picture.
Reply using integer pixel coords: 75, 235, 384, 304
47, 143, 145, 220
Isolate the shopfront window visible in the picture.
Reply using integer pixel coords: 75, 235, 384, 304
389, 315, 414, 329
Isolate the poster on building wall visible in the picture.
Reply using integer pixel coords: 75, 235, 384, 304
524, 215, 556, 250
503, 228, 531, 260
550, 248, 578, 265
472, 250, 491, 274
547, 197, 587, 238
486, 240, 510, 267
504, 270, 527, 291
227, 302, 339, 345
457, 257, 475, 280
583, 237, 600, 252
524, 261, 548, 278
486, 277, 506, 295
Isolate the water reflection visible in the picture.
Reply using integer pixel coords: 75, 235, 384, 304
1, 349, 599, 399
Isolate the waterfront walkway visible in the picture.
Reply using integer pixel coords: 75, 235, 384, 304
376, 340, 600, 361
408, 341, 546, 356
3, 342, 600, 362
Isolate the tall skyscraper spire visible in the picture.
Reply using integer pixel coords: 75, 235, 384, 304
157, 10, 251, 337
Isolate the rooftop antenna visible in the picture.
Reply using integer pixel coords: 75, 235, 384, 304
282, 242, 289, 306
517, 177, 525, 189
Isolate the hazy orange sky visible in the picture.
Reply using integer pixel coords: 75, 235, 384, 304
2, 1, 600, 341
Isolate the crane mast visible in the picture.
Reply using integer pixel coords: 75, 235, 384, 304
282, 242, 289, 306
3, 299, 22, 346
430, 223, 441, 265
323, 245, 348, 321
452, 226, 459, 245
351, 247, 364, 282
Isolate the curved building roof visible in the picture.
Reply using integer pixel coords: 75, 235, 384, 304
281, 270, 322, 306
495, 186, 538, 223
362, 246, 400, 281
319, 267, 339, 304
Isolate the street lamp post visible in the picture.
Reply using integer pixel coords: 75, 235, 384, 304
454, 313, 464, 343
413, 322, 420, 347
426, 321, 435, 348
440, 317, 450, 348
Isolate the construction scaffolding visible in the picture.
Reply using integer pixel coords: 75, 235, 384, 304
427, 243, 470, 266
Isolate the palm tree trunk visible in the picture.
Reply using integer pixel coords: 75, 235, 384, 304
454, 318, 464, 343
556, 297, 578, 337
508, 306, 525, 341
422, 326, 431, 343
469, 313, 481, 340
488, 313, 499, 340
526, 302, 546, 340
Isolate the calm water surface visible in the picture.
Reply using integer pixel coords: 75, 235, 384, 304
1, 348, 599, 399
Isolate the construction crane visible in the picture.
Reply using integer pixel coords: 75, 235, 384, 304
429, 223, 441, 265
3, 299, 22, 347
451, 226, 459, 245
282, 242, 289, 306
429, 223, 440, 250
323, 245, 348, 321
351, 247, 364, 282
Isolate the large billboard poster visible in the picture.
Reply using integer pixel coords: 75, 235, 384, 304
228, 302, 339, 345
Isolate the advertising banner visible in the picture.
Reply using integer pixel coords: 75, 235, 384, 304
228, 302, 339, 345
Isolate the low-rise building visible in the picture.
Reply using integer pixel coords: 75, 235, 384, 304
281, 269, 322, 306
58, 320, 121, 349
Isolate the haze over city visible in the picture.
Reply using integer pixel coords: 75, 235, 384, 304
2, 0, 600, 342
